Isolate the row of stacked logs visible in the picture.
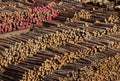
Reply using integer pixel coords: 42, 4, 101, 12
66, 10, 92, 22
0, 30, 119, 81
0, 22, 118, 72
65, 8, 120, 24
0, 0, 36, 3
0, 0, 119, 73
0, 0, 119, 34
44, 49, 120, 81
0, 1, 120, 81
55, 1, 120, 24
20, 31, 120, 81
0, 2, 59, 33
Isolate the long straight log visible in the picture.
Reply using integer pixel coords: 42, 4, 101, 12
60, 45, 79, 52
102, 35, 120, 42
0, 73, 16, 81
6, 37, 22, 43
46, 47, 65, 56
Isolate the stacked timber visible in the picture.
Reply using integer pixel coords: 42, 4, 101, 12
0, 0, 120, 81
0, 30, 119, 81
0, 21, 118, 72
44, 49, 120, 81
0, 1, 59, 33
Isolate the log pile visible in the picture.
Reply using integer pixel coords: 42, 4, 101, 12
0, 22, 118, 72
108, 14, 120, 23
66, 10, 92, 22
65, 8, 119, 24
0, 30, 119, 81
0, 2, 59, 33
44, 49, 120, 81
0, 1, 120, 81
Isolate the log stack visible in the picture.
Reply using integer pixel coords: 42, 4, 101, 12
0, 0, 120, 81
0, 1, 59, 33
0, 21, 118, 72
44, 49, 120, 81
0, 30, 119, 80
